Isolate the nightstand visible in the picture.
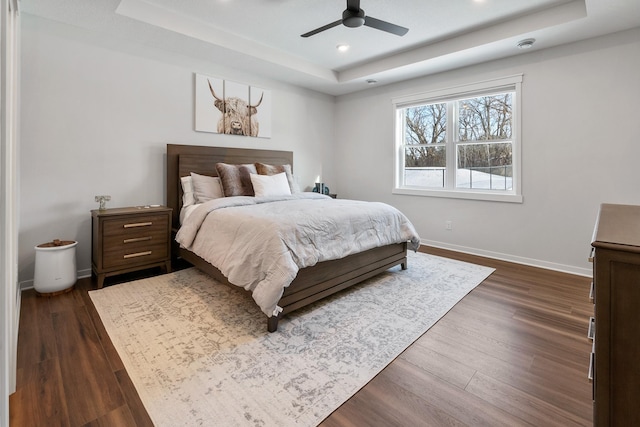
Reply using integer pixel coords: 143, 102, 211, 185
91, 206, 172, 288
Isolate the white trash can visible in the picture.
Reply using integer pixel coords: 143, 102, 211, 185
34, 239, 78, 295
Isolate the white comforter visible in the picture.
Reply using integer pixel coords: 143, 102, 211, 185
175, 193, 420, 317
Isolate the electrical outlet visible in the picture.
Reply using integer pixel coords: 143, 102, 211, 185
445, 220, 452, 230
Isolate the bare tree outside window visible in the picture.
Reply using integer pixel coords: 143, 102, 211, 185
457, 93, 513, 190
458, 94, 512, 141
403, 103, 447, 187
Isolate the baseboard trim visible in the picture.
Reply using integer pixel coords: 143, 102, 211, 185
19, 268, 93, 291
422, 240, 592, 278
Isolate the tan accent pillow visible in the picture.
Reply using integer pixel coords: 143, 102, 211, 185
180, 176, 197, 207
215, 163, 257, 197
255, 163, 299, 193
190, 172, 224, 203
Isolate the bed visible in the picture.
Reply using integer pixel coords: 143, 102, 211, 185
166, 144, 420, 332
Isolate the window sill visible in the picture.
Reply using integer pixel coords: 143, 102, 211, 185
393, 187, 523, 203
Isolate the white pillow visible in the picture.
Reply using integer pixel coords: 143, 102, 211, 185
190, 172, 224, 203
180, 176, 196, 207
290, 174, 301, 194
250, 172, 292, 197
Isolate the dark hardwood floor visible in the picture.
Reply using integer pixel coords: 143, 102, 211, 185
10, 247, 594, 426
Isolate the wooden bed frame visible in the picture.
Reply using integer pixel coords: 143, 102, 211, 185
166, 144, 408, 332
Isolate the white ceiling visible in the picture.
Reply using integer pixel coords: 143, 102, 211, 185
19, 0, 640, 95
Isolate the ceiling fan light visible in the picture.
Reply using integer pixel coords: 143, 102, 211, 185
343, 8, 366, 28
344, 16, 365, 27
517, 38, 536, 49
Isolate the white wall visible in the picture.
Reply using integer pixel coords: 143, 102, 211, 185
333, 28, 640, 275
19, 15, 335, 284
19, 14, 640, 280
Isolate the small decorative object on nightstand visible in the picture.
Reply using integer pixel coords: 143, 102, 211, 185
95, 195, 111, 210
91, 205, 172, 288
313, 183, 335, 197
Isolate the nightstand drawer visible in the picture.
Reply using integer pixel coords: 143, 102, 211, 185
103, 214, 168, 237
102, 241, 169, 269
103, 224, 168, 249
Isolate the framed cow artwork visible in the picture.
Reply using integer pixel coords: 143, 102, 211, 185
194, 73, 272, 139
250, 85, 272, 138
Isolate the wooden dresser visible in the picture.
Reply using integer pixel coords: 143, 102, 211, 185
91, 206, 172, 288
590, 203, 640, 426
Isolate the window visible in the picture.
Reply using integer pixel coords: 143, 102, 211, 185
393, 75, 523, 203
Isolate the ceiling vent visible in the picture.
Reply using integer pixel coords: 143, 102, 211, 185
517, 38, 536, 50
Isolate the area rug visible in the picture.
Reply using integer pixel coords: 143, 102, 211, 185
89, 251, 494, 426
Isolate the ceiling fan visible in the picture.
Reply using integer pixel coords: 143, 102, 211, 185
301, 0, 409, 38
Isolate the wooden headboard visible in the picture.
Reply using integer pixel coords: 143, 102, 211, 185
166, 144, 294, 231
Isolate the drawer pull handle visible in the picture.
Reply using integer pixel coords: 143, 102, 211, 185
588, 247, 594, 262
123, 236, 152, 244
587, 317, 595, 340
588, 352, 594, 381
589, 281, 594, 302
124, 222, 153, 228
123, 251, 152, 259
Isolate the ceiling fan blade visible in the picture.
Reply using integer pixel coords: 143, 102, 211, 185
364, 16, 409, 36
301, 19, 342, 38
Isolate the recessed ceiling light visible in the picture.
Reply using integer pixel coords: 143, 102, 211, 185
336, 44, 350, 52
517, 38, 536, 50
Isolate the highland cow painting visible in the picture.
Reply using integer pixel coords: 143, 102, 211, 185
195, 73, 272, 138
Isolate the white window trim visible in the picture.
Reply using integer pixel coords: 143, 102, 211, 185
392, 74, 523, 203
